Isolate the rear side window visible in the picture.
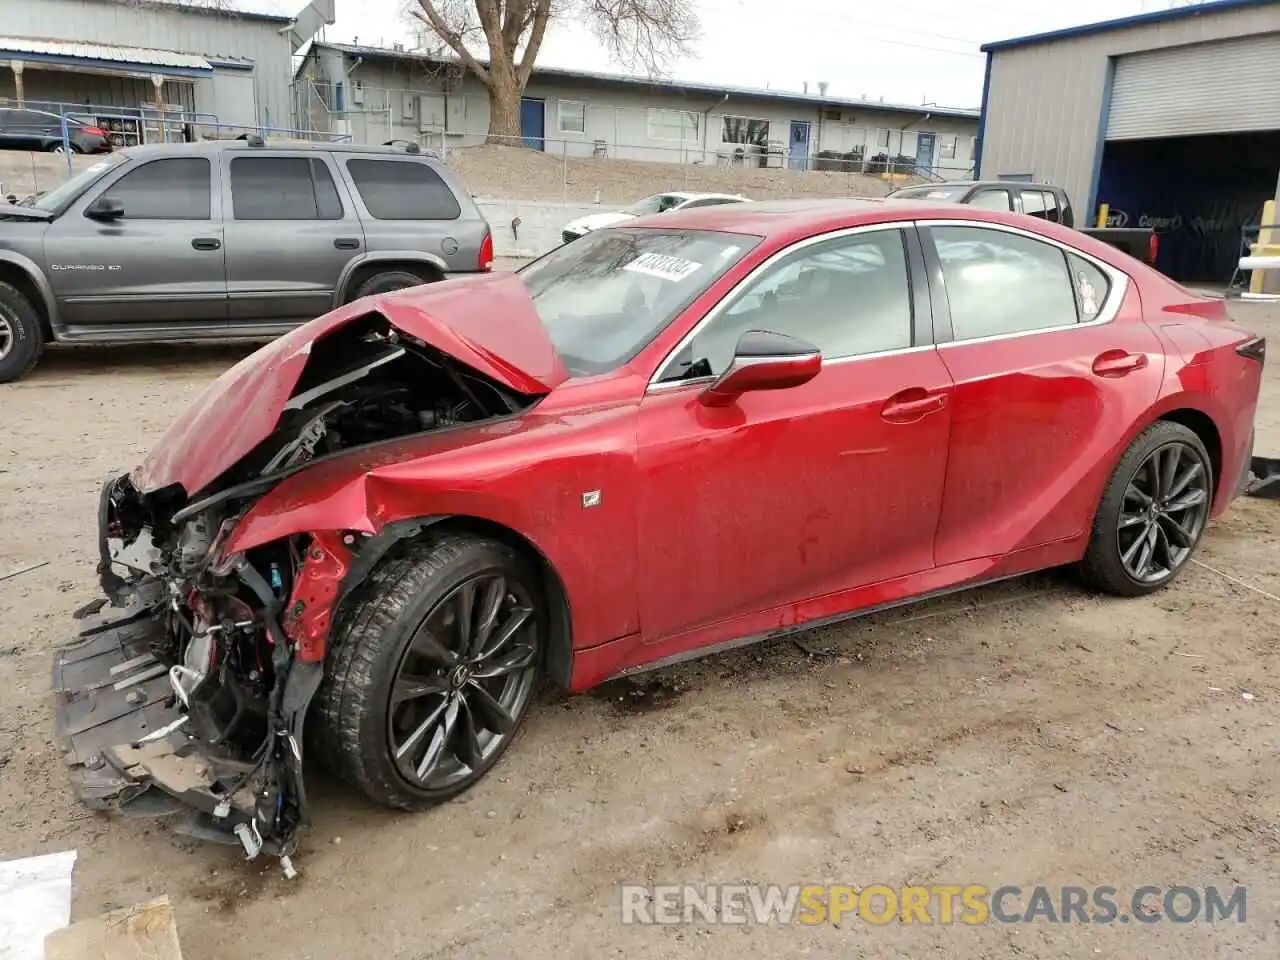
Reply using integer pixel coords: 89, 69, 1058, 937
969, 189, 1011, 212
931, 226, 1078, 340
1020, 190, 1048, 219
345, 159, 461, 220
1067, 253, 1111, 321
104, 158, 211, 220
230, 156, 343, 220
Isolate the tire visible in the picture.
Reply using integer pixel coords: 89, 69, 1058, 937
45, 141, 79, 154
1079, 421, 1213, 597
351, 269, 432, 301
0, 281, 45, 383
313, 535, 544, 810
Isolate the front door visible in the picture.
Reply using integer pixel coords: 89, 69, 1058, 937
43, 155, 227, 329
915, 132, 936, 175
636, 225, 953, 644
221, 152, 360, 326
788, 120, 810, 170
921, 223, 1165, 566
520, 98, 545, 150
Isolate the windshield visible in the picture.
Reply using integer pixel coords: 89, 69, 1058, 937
622, 194, 685, 217
890, 185, 969, 202
29, 155, 124, 213
519, 228, 760, 376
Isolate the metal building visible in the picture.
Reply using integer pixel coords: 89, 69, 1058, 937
0, 0, 333, 134
976, 0, 1280, 281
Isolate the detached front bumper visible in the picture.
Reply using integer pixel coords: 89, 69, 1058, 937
52, 586, 261, 847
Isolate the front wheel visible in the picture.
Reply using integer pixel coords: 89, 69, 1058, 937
313, 535, 543, 810
1080, 421, 1213, 596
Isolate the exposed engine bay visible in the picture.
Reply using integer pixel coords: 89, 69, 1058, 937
52, 313, 535, 875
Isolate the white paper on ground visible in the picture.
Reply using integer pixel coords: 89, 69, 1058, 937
0, 850, 78, 960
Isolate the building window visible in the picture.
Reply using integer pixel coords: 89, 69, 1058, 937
648, 108, 699, 142
875, 128, 891, 149
939, 135, 957, 160
558, 100, 586, 134
722, 116, 770, 147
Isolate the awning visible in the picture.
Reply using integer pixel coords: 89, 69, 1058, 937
0, 35, 215, 79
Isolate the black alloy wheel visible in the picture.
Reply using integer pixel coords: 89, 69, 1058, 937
387, 573, 540, 790
1117, 441, 1211, 585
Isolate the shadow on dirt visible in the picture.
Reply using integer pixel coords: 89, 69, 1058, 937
29, 340, 265, 378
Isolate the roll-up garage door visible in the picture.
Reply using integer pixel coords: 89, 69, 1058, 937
1106, 32, 1280, 140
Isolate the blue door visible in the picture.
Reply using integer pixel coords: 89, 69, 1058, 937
788, 120, 810, 170
915, 132, 936, 175
520, 98, 545, 150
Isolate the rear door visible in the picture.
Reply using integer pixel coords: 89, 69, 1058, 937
920, 220, 1164, 566
222, 151, 360, 325
43, 155, 227, 329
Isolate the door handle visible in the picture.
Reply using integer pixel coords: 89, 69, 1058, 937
334, 237, 361, 250
1092, 349, 1149, 378
881, 387, 948, 423
191, 237, 221, 251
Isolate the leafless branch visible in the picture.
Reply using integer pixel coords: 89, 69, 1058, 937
578, 0, 697, 76
412, 0, 492, 83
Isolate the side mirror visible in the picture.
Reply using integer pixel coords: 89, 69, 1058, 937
85, 196, 124, 221
699, 330, 821, 407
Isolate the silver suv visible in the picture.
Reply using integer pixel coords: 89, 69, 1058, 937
0, 138, 493, 381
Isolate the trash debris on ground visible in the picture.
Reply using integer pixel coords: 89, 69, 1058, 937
0, 560, 49, 583
44, 896, 183, 960
0, 849, 76, 960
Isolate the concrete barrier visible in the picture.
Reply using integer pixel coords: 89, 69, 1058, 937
475, 197, 624, 259
0, 152, 98, 199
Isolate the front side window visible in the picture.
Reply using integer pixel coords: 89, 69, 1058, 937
30, 155, 123, 212
345, 158, 460, 220
230, 156, 342, 220
931, 226, 1079, 340
519, 228, 759, 376
558, 100, 586, 134
101, 158, 211, 220
666, 229, 914, 380
623, 194, 685, 216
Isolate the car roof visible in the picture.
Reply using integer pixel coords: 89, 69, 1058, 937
626, 196, 1078, 244
668, 191, 745, 201
111, 139, 441, 161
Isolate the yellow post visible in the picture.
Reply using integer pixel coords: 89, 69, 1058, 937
1250, 199, 1277, 295
1095, 203, 1109, 229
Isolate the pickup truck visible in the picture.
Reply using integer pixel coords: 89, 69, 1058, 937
887, 181, 1157, 265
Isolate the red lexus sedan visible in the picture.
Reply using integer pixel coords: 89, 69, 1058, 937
55, 198, 1265, 869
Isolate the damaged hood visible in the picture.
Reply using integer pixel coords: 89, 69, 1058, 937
132, 272, 568, 496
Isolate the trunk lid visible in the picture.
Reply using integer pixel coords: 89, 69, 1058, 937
132, 272, 567, 496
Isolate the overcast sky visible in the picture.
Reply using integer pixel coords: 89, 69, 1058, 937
301, 0, 1178, 108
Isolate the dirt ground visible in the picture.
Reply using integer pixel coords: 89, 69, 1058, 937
2, 306, 1279, 959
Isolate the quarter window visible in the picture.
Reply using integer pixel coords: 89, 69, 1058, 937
345, 158, 460, 220
230, 156, 343, 220
671, 229, 914, 379
101, 157, 211, 219
931, 226, 1079, 340
1068, 253, 1111, 321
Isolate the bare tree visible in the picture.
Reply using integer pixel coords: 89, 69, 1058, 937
412, 0, 697, 142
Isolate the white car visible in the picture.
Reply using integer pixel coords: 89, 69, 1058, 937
561, 192, 751, 243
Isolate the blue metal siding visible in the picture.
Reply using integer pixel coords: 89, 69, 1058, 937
973, 52, 994, 175
1085, 56, 1117, 220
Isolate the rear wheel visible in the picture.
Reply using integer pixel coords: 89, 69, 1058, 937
351, 269, 433, 301
1080, 422, 1213, 596
313, 535, 543, 810
0, 281, 45, 383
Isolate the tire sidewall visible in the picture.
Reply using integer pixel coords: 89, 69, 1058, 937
0, 286, 43, 383
353, 271, 429, 300
355, 540, 541, 803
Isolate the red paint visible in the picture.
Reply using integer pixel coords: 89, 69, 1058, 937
281, 532, 353, 662
133, 272, 566, 496
143, 199, 1263, 690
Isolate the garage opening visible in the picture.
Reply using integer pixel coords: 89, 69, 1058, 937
1098, 131, 1280, 283
1093, 33, 1280, 283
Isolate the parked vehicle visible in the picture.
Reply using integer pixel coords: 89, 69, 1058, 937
54, 198, 1263, 871
0, 108, 112, 154
0, 138, 493, 382
887, 180, 1158, 264
561, 191, 749, 243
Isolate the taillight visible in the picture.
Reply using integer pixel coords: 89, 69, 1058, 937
82, 126, 107, 136
1237, 337, 1266, 364
479, 230, 494, 272
1148, 232, 1159, 264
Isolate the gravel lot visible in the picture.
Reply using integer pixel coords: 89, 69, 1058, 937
1, 304, 1278, 959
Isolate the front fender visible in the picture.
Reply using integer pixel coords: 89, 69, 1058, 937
0, 249, 58, 332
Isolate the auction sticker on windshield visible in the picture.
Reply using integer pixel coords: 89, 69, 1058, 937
624, 253, 703, 282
